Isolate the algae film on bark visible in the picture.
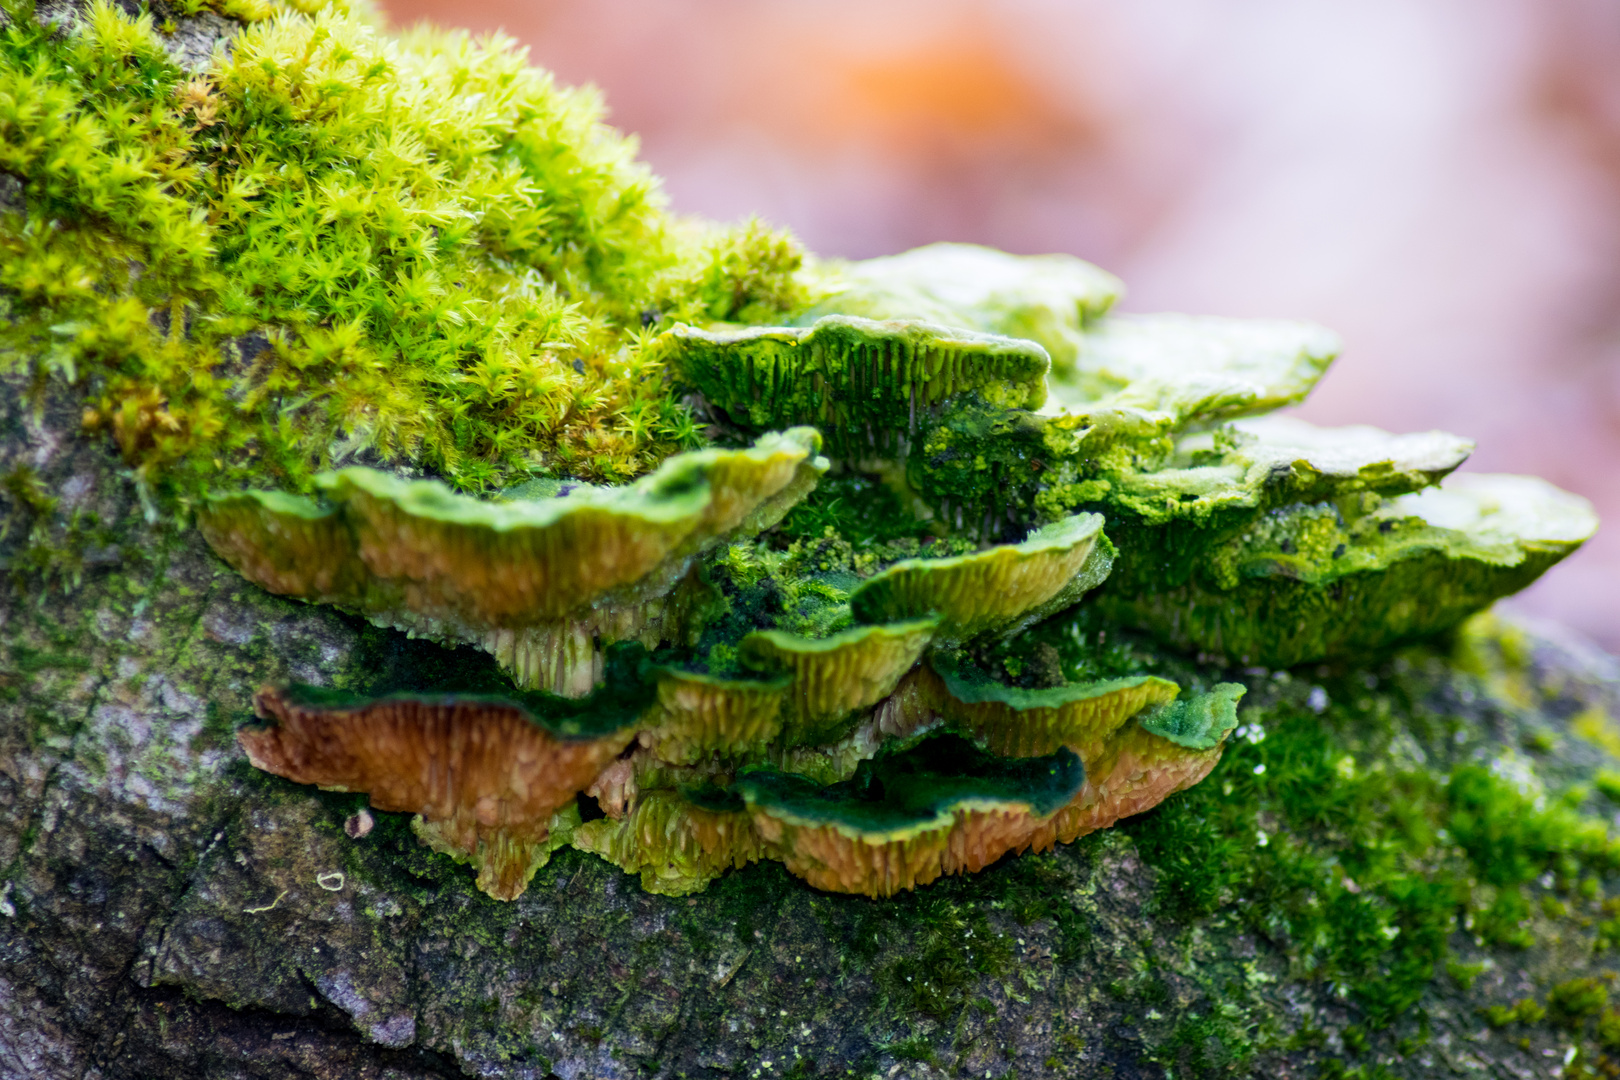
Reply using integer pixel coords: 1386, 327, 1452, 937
5, 10, 1619, 1078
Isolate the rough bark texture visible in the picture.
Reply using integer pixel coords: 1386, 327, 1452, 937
4, 357, 1620, 1080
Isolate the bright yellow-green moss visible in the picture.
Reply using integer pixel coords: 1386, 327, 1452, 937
0, 0, 807, 505
173, 0, 344, 24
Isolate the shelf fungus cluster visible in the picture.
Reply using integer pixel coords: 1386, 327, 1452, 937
202, 242, 1597, 901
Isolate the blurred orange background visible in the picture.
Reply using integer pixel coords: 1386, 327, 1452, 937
383, 0, 1620, 653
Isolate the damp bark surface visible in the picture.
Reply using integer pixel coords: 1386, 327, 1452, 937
7, 376, 1620, 1080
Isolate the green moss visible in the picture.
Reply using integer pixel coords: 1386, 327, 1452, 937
774, 470, 935, 547
1594, 770, 1620, 805
992, 850, 1093, 965
688, 536, 861, 661
0, 0, 807, 502
1093, 611, 1620, 1038
1549, 977, 1611, 1029
0, 464, 120, 589
1484, 998, 1547, 1028
1319, 1063, 1399, 1080
1446, 959, 1487, 991
1599, 1008, 1620, 1052
885, 1035, 937, 1063
1152, 1006, 1257, 1078
865, 888, 1014, 1020
8, 642, 94, 674
902, 395, 1051, 542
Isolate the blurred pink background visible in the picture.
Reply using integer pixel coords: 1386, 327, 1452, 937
384, 0, 1620, 653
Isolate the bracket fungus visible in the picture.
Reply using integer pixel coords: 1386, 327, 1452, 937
205, 239, 1595, 902
848, 511, 1111, 646
241, 668, 650, 899
735, 734, 1087, 897
1045, 313, 1342, 425
200, 428, 828, 695
657, 315, 1050, 457
639, 667, 792, 766
908, 656, 1184, 760
738, 619, 939, 746
1099, 470, 1600, 667
792, 242, 1124, 371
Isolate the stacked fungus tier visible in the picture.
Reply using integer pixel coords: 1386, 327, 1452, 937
202, 243, 1598, 900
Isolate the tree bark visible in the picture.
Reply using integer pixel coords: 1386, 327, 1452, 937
6, 368, 1620, 1080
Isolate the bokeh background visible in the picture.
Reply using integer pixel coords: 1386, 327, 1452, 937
381, 0, 1620, 652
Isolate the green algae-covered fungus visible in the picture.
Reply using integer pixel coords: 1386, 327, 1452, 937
571, 786, 766, 896
3, 0, 1598, 910
917, 654, 1183, 758
848, 511, 1111, 646
793, 241, 1123, 372
1096, 464, 1598, 667
1047, 313, 1342, 422
657, 314, 1051, 457
739, 618, 939, 745
1136, 681, 1247, 747
198, 428, 827, 694
737, 733, 1086, 897
640, 666, 792, 765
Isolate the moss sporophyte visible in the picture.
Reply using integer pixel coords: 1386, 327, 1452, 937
0, 0, 1601, 918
